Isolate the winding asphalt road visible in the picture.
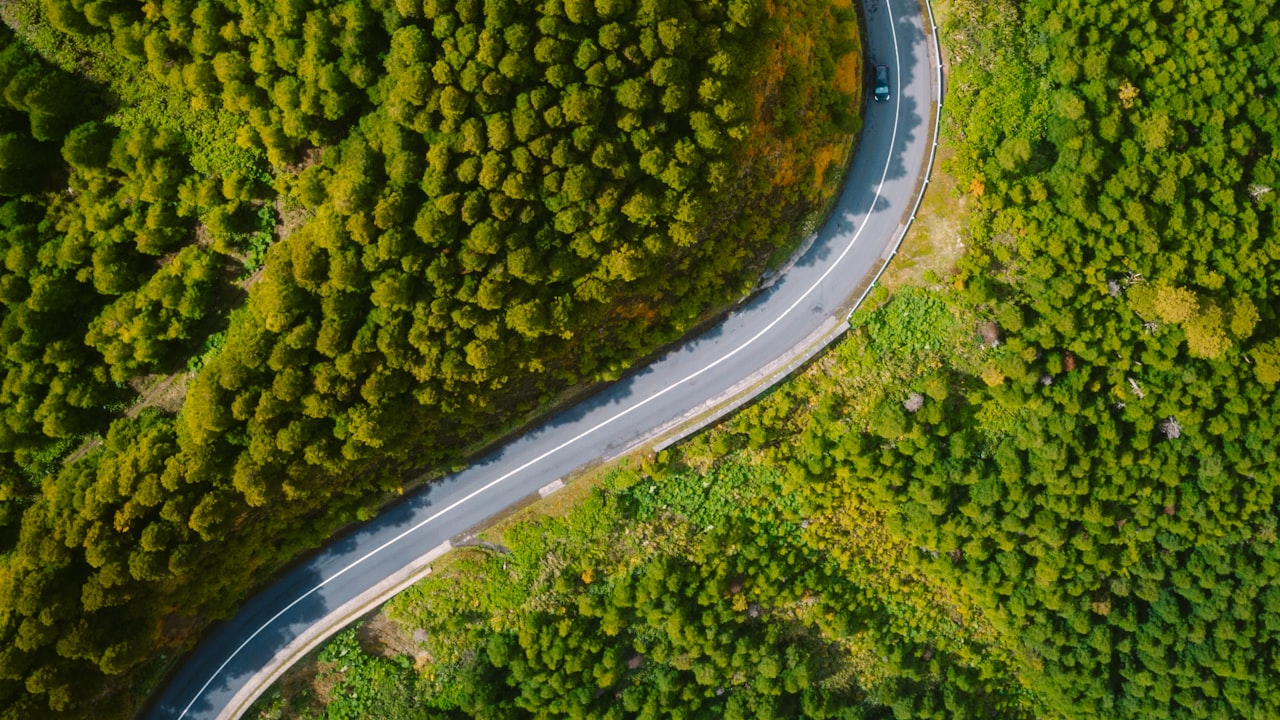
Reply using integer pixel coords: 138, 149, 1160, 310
147, 0, 940, 716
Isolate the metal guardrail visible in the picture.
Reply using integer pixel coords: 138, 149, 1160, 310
170, 5, 950, 717
842, 0, 946, 324
618, 0, 949, 459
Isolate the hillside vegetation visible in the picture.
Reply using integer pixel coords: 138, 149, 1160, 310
891, 0, 1280, 714
0, 0, 861, 713
254, 387, 1038, 719
265, 0, 1280, 717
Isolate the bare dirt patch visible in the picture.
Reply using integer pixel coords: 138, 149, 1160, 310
194, 222, 214, 248
63, 437, 102, 466
356, 612, 422, 660
274, 201, 310, 247
977, 320, 1000, 347
126, 371, 191, 417
239, 265, 266, 291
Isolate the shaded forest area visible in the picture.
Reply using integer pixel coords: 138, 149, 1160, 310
0, 0, 861, 713
263, 0, 1280, 717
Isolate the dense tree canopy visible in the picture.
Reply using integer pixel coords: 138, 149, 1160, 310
264, 0, 1280, 717
0, 0, 860, 712
886, 0, 1279, 714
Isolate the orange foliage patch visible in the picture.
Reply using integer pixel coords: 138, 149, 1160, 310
742, 0, 862, 192
811, 142, 842, 190
835, 50, 861, 95
611, 301, 659, 323
773, 139, 799, 187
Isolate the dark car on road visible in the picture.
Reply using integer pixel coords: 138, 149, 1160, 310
874, 64, 890, 102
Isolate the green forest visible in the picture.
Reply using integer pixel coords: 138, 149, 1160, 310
260, 0, 1280, 717
0, 0, 860, 712
257, 451, 1036, 719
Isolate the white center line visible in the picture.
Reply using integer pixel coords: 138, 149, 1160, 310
179, 3, 906, 715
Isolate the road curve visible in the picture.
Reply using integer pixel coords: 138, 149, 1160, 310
148, 1, 941, 717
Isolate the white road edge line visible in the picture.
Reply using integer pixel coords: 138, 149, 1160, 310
180, 3, 907, 715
